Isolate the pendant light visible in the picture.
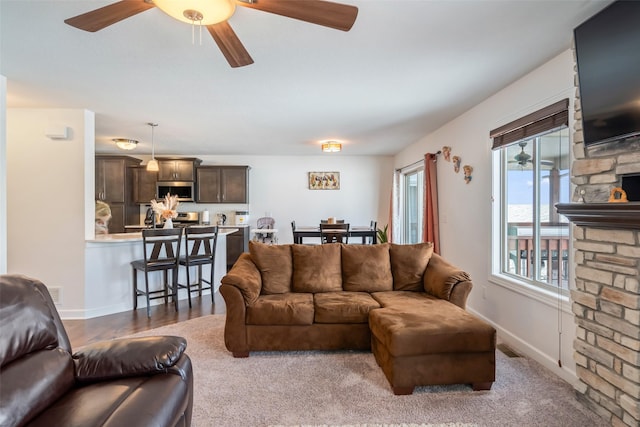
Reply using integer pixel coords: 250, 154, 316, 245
147, 123, 159, 172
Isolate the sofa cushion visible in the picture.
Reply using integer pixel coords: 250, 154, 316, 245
369, 303, 496, 357
249, 241, 292, 294
291, 244, 342, 293
314, 292, 381, 324
390, 243, 434, 291
246, 293, 314, 325
341, 243, 392, 292
371, 290, 437, 308
26, 373, 190, 427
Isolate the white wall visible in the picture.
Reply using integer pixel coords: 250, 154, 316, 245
0, 76, 6, 274
394, 50, 578, 383
7, 108, 94, 313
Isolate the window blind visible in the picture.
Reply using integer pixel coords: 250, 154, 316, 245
490, 98, 569, 150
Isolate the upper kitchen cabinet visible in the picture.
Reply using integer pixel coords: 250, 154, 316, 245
196, 166, 250, 203
95, 156, 142, 233
157, 158, 201, 181
132, 166, 158, 204
95, 156, 141, 203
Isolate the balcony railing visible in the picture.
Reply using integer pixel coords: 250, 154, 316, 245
507, 222, 570, 289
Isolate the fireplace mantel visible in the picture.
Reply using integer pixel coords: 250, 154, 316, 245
555, 202, 640, 229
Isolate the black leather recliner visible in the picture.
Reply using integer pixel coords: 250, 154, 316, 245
0, 274, 193, 427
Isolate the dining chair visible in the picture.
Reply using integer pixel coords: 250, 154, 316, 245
178, 225, 218, 308
320, 223, 350, 244
369, 220, 377, 244
131, 228, 183, 317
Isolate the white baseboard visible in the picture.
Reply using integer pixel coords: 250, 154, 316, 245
468, 307, 578, 387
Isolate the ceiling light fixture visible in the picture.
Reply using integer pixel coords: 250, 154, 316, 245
153, 0, 236, 25
322, 141, 342, 153
147, 123, 159, 172
113, 138, 139, 150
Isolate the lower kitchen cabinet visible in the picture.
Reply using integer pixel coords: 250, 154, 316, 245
222, 226, 250, 270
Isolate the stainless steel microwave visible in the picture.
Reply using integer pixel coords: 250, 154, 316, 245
156, 181, 194, 202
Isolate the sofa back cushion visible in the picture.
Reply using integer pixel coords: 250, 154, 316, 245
390, 242, 434, 291
249, 241, 292, 294
0, 275, 76, 426
292, 244, 342, 293
341, 243, 392, 292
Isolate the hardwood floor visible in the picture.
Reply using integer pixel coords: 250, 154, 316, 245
63, 293, 226, 349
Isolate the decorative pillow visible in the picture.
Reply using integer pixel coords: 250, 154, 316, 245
292, 244, 342, 293
341, 243, 392, 292
249, 241, 292, 294
390, 242, 434, 291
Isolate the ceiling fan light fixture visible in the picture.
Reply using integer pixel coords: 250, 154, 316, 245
322, 141, 342, 153
153, 0, 236, 25
113, 138, 138, 150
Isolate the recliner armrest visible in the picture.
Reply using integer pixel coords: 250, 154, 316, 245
73, 336, 187, 382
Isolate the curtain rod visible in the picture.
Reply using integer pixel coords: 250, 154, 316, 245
396, 151, 441, 172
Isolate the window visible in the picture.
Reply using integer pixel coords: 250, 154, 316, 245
398, 165, 424, 244
491, 100, 571, 292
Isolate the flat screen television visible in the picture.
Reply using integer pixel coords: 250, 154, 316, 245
574, 1, 640, 146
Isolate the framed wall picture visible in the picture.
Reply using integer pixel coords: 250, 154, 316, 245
308, 171, 340, 190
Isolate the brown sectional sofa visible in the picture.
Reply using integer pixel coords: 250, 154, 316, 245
220, 241, 496, 395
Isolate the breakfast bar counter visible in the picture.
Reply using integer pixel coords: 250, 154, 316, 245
82, 228, 237, 318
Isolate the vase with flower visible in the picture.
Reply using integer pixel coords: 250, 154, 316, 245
150, 194, 179, 229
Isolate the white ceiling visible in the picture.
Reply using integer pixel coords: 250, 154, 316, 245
0, 0, 610, 156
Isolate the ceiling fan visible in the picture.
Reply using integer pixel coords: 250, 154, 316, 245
64, 0, 358, 68
509, 141, 554, 168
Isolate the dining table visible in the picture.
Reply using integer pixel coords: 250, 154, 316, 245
292, 225, 377, 244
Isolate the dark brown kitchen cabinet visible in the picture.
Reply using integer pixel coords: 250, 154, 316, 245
95, 156, 141, 234
196, 166, 249, 203
157, 158, 201, 181
222, 226, 250, 270
132, 166, 158, 203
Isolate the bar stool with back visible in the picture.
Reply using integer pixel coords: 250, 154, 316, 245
131, 228, 183, 317
178, 225, 218, 308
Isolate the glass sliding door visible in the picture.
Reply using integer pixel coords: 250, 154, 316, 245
402, 168, 424, 244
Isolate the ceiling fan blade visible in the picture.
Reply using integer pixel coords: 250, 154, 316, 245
64, 0, 155, 32
207, 22, 254, 68
237, 0, 358, 31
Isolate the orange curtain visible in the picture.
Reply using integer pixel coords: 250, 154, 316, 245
422, 153, 440, 254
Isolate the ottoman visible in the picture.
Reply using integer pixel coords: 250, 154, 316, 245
369, 301, 496, 395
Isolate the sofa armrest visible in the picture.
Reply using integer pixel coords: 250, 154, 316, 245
221, 252, 262, 305
423, 253, 473, 309
73, 336, 187, 382
219, 284, 249, 356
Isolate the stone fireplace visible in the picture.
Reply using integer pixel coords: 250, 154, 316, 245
555, 51, 640, 427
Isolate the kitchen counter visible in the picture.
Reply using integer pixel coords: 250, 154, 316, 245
83, 227, 235, 318
89, 227, 238, 243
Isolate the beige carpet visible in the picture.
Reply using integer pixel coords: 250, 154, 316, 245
130, 315, 602, 427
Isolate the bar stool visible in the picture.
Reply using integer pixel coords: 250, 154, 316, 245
178, 226, 218, 308
131, 228, 183, 317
